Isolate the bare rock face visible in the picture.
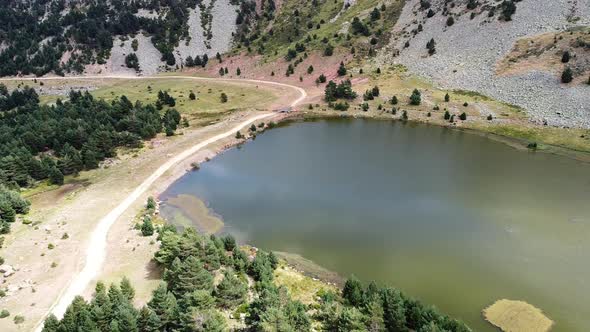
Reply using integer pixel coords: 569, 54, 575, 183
174, 0, 238, 66
109, 34, 164, 76
380, 0, 590, 128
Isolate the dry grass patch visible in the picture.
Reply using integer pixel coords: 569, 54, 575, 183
274, 262, 337, 305
483, 299, 553, 332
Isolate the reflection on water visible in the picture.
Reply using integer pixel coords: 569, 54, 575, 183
161, 119, 590, 331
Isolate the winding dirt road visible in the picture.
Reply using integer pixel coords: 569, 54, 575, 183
0, 75, 306, 331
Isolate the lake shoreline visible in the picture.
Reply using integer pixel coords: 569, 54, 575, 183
283, 110, 590, 164
156, 111, 590, 287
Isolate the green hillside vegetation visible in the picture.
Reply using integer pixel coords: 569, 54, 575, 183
0, 84, 180, 208
43, 227, 471, 331
234, 0, 404, 60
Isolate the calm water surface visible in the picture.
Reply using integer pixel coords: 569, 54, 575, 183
161, 119, 590, 331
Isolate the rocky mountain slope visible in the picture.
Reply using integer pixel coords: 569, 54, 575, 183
378, 0, 590, 128
0, 0, 241, 76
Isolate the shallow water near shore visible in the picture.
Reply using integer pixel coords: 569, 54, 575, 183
161, 118, 590, 331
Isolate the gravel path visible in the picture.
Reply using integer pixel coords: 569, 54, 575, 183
379, 0, 590, 128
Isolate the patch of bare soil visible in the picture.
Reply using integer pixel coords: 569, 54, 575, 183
182, 50, 353, 105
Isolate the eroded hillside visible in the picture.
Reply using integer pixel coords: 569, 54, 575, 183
378, 0, 590, 127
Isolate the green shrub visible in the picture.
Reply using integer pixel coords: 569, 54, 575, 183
13, 315, 24, 324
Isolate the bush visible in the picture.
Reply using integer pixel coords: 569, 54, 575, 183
459, 112, 467, 120
446, 16, 455, 26
332, 101, 350, 111
444, 110, 451, 120
487, 114, 493, 121
13, 315, 24, 324
189, 91, 196, 100
146, 197, 156, 210
220, 93, 228, 103
0, 310, 9, 319
501, 0, 517, 21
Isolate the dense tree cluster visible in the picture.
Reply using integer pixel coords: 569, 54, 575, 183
185, 54, 209, 68
0, 86, 179, 190
324, 80, 358, 102
315, 276, 471, 332
125, 53, 140, 72
43, 227, 309, 331
0, 186, 30, 234
0, 0, 201, 76
45, 222, 473, 331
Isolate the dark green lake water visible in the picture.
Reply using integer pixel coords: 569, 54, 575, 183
161, 119, 590, 331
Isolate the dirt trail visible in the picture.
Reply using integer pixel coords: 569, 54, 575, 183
0, 75, 306, 331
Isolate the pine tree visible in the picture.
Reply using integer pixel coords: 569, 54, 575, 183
214, 270, 247, 308
147, 283, 178, 329
561, 67, 573, 83
0, 201, 15, 223
222, 235, 236, 251
41, 314, 60, 332
166, 256, 213, 296
382, 288, 406, 331
49, 166, 64, 185
410, 89, 422, 105
138, 306, 161, 332
141, 216, 154, 236
342, 276, 363, 306
120, 277, 135, 301
337, 62, 347, 76
444, 110, 451, 120
197, 309, 227, 332
561, 51, 571, 63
